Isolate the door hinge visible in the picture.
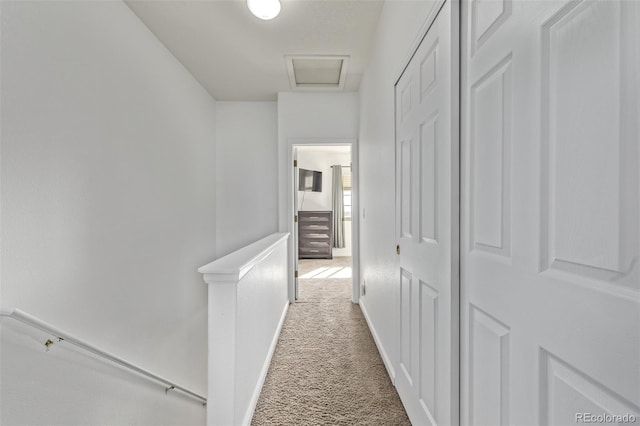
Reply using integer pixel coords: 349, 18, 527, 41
295, 270, 299, 278
294, 215, 298, 223
293, 160, 298, 167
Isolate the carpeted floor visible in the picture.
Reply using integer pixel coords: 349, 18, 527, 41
251, 257, 411, 425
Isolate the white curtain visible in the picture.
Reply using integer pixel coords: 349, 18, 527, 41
331, 165, 345, 248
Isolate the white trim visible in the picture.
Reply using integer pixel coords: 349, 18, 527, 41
350, 139, 361, 304
198, 233, 289, 284
241, 300, 289, 426
359, 300, 396, 383
285, 55, 350, 91
293, 148, 300, 300
286, 138, 360, 304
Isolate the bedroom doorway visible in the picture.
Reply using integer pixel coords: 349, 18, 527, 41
291, 142, 359, 304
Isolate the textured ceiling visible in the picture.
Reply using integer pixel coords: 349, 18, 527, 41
125, 0, 384, 101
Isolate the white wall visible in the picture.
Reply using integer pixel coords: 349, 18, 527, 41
296, 150, 349, 212
357, 0, 439, 377
1, 2, 216, 424
277, 92, 359, 231
277, 92, 359, 300
215, 102, 278, 258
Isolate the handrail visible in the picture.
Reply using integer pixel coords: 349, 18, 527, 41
198, 232, 290, 284
0, 308, 207, 406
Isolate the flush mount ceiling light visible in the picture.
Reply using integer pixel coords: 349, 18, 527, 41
247, 0, 281, 20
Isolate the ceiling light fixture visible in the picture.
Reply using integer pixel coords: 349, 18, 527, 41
247, 0, 281, 20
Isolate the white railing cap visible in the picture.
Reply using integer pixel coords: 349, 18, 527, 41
198, 232, 289, 285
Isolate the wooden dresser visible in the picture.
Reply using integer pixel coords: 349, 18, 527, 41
298, 211, 333, 259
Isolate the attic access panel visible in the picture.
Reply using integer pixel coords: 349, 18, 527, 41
286, 55, 349, 91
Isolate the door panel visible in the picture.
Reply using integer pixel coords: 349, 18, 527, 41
401, 139, 414, 239
468, 304, 510, 425
419, 280, 438, 416
469, 55, 512, 256
461, 1, 640, 424
420, 115, 438, 243
394, 1, 459, 424
400, 268, 413, 382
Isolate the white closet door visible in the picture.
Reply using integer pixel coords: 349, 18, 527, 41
461, 0, 640, 424
394, 1, 459, 424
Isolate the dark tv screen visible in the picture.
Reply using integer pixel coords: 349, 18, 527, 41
299, 168, 322, 192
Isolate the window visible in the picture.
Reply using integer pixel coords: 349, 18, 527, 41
342, 166, 352, 220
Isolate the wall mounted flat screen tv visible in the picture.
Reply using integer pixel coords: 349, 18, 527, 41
299, 168, 322, 192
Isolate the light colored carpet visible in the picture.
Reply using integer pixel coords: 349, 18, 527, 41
251, 257, 411, 425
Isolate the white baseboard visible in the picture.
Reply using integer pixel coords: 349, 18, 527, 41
359, 300, 396, 384
241, 300, 290, 426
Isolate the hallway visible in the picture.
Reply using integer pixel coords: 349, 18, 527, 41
252, 258, 409, 425
3, 1, 638, 424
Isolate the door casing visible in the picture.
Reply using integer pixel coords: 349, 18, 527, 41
287, 139, 360, 304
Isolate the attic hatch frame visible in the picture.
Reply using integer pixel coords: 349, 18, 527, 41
285, 55, 350, 91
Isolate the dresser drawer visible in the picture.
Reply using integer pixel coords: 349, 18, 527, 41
298, 211, 333, 259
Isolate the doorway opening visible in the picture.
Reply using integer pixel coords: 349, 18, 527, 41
290, 141, 359, 304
